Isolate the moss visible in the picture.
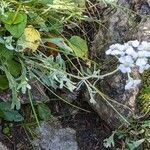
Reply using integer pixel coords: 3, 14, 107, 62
139, 69, 150, 114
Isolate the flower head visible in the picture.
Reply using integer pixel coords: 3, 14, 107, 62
125, 79, 141, 90
130, 40, 140, 48
106, 40, 150, 90
106, 43, 125, 56
118, 56, 134, 73
125, 47, 138, 59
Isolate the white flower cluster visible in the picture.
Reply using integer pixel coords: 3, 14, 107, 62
106, 40, 150, 90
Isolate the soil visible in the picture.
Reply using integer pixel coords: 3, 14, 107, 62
49, 100, 113, 150
0, 100, 113, 150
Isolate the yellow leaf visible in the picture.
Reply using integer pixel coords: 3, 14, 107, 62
17, 25, 41, 52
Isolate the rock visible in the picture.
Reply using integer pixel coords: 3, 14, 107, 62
0, 80, 49, 104
0, 142, 8, 150
139, 3, 150, 15
138, 19, 150, 41
91, 0, 137, 61
84, 70, 140, 129
33, 120, 78, 150
87, 0, 150, 129
146, 0, 150, 6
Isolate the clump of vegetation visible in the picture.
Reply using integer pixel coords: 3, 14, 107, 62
139, 69, 150, 115
0, 0, 149, 149
104, 120, 150, 150
0, 0, 126, 117
0, 0, 86, 109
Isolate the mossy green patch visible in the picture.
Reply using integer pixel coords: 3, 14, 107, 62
139, 69, 150, 114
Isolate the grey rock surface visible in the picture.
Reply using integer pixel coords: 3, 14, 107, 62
148, 0, 150, 5
85, 71, 140, 129
91, 0, 136, 61
88, 0, 150, 129
139, 3, 150, 15
0, 142, 8, 150
33, 121, 78, 150
138, 19, 150, 41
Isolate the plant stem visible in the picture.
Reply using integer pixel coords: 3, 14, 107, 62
28, 90, 40, 128
85, 80, 130, 125
32, 73, 91, 113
